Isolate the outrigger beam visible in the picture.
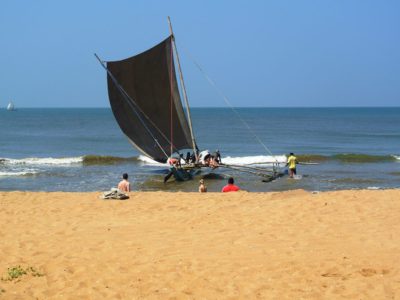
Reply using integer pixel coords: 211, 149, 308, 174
217, 163, 284, 182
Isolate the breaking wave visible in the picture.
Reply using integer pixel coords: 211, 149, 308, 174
82, 155, 139, 165
222, 155, 287, 166
332, 154, 397, 163
0, 156, 141, 166
206, 153, 398, 165
138, 154, 288, 167
0, 157, 83, 166
0, 152, 398, 168
0, 170, 38, 177
137, 155, 166, 166
296, 154, 330, 162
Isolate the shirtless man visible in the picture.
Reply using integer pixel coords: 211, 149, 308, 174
118, 173, 130, 193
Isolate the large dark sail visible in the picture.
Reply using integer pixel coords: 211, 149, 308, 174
106, 36, 194, 163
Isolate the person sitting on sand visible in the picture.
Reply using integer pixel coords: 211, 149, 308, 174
199, 179, 207, 193
286, 152, 298, 178
118, 173, 130, 192
222, 177, 240, 192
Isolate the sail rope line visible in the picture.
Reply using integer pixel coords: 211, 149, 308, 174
178, 45, 279, 165
117, 84, 184, 157
109, 74, 170, 160
169, 39, 174, 158
94, 54, 171, 160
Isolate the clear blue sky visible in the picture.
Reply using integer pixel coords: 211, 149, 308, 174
1, 0, 399, 107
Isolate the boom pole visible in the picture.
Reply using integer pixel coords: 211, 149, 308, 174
167, 16, 198, 161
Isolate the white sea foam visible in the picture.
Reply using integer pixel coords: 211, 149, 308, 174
0, 157, 83, 166
367, 186, 381, 190
393, 155, 400, 161
0, 170, 38, 176
222, 155, 287, 166
137, 155, 167, 166
137, 154, 287, 167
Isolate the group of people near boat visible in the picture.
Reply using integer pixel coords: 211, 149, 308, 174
168, 150, 299, 178
114, 152, 298, 195
167, 149, 222, 169
198, 149, 221, 168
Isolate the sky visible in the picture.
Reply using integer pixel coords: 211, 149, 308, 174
1, 0, 399, 108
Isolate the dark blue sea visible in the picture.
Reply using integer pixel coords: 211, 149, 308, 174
1, 107, 399, 192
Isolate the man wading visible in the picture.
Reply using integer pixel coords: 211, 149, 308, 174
287, 153, 298, 178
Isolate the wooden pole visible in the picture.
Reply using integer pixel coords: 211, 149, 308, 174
167, 16, 198, 161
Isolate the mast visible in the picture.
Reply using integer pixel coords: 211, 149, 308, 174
167, 16, 198, 161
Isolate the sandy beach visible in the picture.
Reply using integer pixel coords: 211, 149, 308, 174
0, 189, 399, 299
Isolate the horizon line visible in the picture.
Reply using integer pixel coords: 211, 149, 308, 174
5, 106, 400, 109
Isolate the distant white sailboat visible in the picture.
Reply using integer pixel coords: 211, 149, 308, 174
7, 101, 15, 111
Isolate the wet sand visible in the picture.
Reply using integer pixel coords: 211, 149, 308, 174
0, 189, 399, 299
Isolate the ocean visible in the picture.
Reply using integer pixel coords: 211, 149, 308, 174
1, 107, 399, 192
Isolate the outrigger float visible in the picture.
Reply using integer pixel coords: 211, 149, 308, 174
96, 17, 283, 183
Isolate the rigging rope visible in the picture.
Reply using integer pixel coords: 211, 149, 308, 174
169, 39, 174, 157
178, 44, 279, 164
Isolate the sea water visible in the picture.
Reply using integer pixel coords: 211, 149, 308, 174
0, 107, 399, 192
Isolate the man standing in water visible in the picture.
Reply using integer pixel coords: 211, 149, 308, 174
287, 153, 298, 178
198, 179, 207, 193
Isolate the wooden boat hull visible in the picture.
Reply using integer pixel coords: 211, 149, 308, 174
171, 167, 195, 181
163, 165, 202, 182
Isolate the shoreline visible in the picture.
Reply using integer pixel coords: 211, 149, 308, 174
1, 189, 399, 298
1, 186, 399, 193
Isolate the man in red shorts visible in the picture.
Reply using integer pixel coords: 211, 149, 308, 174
222, 177, 240, 192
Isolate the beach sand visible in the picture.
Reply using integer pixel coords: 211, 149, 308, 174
0, 189, 399, 299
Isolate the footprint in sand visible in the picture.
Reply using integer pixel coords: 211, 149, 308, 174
359, 268, 390, 277
321, 272, 342, 278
